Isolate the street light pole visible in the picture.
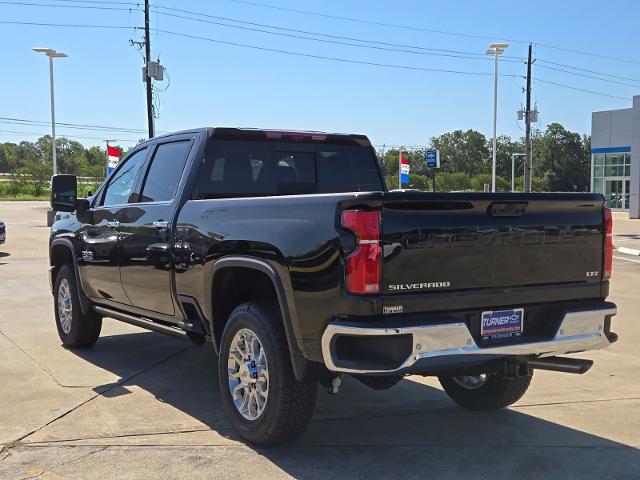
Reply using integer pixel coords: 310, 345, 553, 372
485, 43, 508, 193
511, 153, 525, 192
48, 55, 57, 176
33, 47, 67, 176
511, 153, 515, 192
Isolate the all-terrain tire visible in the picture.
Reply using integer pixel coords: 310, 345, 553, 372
439, 373, 532, 410
218, 301, 317, 445
53, 263, 102, 348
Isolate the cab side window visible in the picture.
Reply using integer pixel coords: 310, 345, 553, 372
139, 141, 191, 203
101, 148, 147, 206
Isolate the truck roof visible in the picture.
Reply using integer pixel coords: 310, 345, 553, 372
150, 127, 372, 147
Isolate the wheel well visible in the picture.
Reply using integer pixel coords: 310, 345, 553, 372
50, 243, 74, 283
211, 267, 280, 346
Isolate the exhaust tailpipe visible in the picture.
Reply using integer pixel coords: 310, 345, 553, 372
528, 356, 593, 374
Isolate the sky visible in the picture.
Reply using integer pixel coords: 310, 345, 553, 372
1, 0, 639, 150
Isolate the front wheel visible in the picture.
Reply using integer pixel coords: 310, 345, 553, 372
438, 372, 532, 410
218, 301, 317, 445
54, 264, 102, 348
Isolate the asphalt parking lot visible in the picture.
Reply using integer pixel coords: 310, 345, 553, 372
0, 202, 639, 479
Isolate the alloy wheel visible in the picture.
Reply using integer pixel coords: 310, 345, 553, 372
227, 328, 269, 420
57, 278, 73, 334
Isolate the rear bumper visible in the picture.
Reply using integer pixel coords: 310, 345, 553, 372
321, 303, 617, 374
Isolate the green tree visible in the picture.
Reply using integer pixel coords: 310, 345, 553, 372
492, 135, 525, 180
0, 142, 17, 172
378, 148, 424, 189
36, 136, 89, 175
532, 123, 589, 191
429, 129, 490, 175
15, 141, 38, 168
25, 160, 52, 196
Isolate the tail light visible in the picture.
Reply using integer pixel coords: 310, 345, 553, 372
603, 207, 613, 280
341, 210, 381, 294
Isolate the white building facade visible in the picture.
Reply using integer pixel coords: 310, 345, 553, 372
591, 95, 640, 218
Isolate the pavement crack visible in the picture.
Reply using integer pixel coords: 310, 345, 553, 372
512, 396, 640, 408
17, 446, 110, 480
9, 345, 192, 447
0, 329, 64, 388
24, 427, 220, 445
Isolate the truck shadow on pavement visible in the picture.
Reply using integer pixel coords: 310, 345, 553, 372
69, 331, 640, 479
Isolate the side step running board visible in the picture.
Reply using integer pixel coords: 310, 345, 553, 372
528, 356, 593, 374
93, 305, 191, 342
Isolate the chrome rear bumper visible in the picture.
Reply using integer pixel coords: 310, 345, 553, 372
321, 305, 617, 374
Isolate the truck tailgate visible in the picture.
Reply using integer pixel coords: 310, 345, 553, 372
381, 192, 605, 295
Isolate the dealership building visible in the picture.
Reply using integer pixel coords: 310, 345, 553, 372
591, 95, 639, 218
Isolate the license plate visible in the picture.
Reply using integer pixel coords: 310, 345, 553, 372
481, 308, 524, 341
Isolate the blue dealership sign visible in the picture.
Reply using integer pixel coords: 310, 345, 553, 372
425, 149, 440, 169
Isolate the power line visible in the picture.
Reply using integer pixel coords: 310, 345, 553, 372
0, 128, 140, 142
0, 0, 140, 10
155, 27, 524, 78
222, 0, 527, 44
535, 42, 640, 67
535, 63, 640, 89
153, 5, 521, 61
154, 10, 518, 63
11, 0, 639, 69
2, 17, 633, 102
0, 19, 135, 28
223, 0, 640, 67
536, 59, 640, 84
535, 79, 630, 101
0, 117, 153, 134
47, 0, 139, 5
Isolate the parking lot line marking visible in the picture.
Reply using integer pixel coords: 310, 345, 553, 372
613, 255, 640, 264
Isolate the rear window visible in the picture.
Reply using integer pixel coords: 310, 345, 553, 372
197, 140, 382, 198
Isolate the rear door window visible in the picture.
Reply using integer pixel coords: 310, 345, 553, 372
197, 141, 382, 198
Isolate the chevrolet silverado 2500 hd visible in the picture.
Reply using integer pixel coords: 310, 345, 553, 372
49, 127, 618, 445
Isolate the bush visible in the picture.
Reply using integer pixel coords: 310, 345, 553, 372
470, 174, 510, 192
8, 168, 29, 196
436, 172, 472, 192
79, 183, 101, 197
24, 161, 51, 197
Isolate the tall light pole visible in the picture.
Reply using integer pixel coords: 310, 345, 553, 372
33, 47, 67, 176
485, 43, 508, 192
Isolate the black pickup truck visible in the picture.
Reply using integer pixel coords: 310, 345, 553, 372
49, 127, 618, 445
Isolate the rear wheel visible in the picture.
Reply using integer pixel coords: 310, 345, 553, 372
438, 372, 532, 410
218, 301, 317, 445
54, 264, 102, 348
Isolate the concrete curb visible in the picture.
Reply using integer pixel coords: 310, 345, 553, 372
616, 246, 640, 256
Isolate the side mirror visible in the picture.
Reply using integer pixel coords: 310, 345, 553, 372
50, 175, 77, 212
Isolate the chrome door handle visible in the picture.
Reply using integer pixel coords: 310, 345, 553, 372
106, 220, 120, 229
153, 220, 169, 230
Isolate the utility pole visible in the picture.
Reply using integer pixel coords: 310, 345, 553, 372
523, 43, 533, 192
144, 0, 154, 138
